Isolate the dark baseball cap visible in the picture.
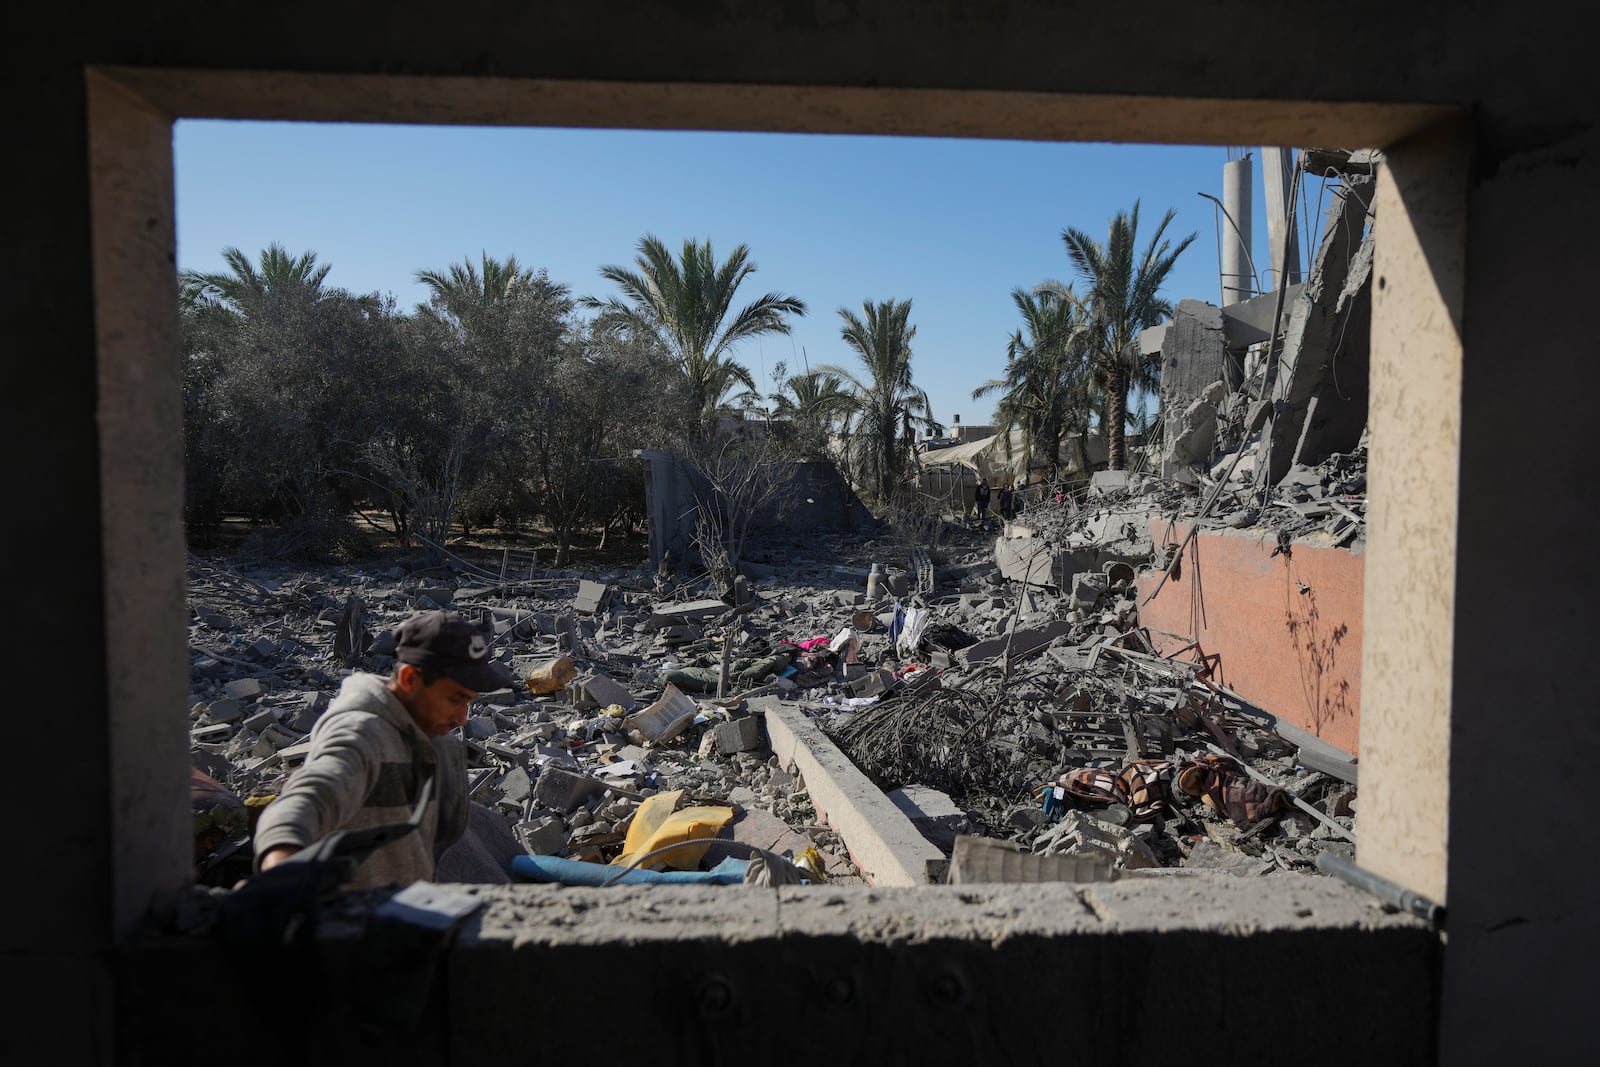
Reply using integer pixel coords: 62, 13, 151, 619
392, 610, 514, 693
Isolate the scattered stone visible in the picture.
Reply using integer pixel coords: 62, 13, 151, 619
713, 715, 762, 754
531, 765, 605, 814
206, 698, 243, 723
223, 678, 264, 701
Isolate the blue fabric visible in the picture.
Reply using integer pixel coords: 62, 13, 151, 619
510, 854, 750, 886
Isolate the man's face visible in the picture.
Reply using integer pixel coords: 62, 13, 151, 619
391, 664, 478, 736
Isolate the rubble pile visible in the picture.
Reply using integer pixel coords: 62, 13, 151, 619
185, 548, 889, 888
188, 496, 1361, 889
822, 553, 1358, 877
1013, 436, 1368, 552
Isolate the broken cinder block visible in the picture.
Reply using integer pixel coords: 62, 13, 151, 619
287, 691, 327, 733
713, 715, 762, 754
573, 580, 614, 615
242, 707, 277, 735
206, 698, 243, 723
531, 765, 605, 814
224, 678, 264, 701
570, 672, 635, 711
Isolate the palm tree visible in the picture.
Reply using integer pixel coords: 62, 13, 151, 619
821, 298, 935, 505
415, 252, 544, 324
1061, 201, 1196, 469
180, 243, 333, 316
973, 284, 1093, 481
581, 235, 806, 435
769, 369, 853, 458
770, 368, 852, 425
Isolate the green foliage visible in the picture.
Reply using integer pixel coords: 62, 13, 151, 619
180, 243, 690, 561
768, 368, 852, 460
973, 284, 1094, 481
582, 235, 806, 438
820, 298, 935, 507
1060, 201, 1196, 469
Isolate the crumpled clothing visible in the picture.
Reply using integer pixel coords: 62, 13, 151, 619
663, 651, 795, 693
1173, 754, 1290, 828
1046, 760, 1174, 822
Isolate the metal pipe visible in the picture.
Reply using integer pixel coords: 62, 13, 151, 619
1316, 851, 1446, 926
1198, 191, 1262, 299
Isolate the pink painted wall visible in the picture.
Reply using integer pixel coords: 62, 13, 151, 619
1135, 521, 1363, 755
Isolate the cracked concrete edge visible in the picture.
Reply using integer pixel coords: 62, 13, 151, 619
447, 876, 1426, 948
756, 699, 946, 887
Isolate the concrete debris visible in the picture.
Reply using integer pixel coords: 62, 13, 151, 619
184, 549, 880, 887
188, 480, 1361, 890
712, 714, 763, 754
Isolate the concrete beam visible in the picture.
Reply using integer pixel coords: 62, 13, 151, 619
1358, 121, 1467, 905
88, 72, 192, 940
759, 699, 944, 886
1222, 283, 1305, 346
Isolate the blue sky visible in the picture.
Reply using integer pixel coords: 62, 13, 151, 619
175, 121, 1318, 429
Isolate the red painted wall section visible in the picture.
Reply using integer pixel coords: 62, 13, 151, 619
1135, 520, 1364, 755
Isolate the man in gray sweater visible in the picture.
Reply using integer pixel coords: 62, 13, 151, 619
253, 609, 513, 889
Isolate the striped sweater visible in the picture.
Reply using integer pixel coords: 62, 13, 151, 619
252, 672, 466, 890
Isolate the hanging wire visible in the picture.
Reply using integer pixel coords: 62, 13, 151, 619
1197, 191, 1262, 300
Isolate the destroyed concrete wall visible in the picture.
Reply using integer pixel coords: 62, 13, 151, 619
640, 449, 699, 571
1160, 299, 1233, 414
1137, 519, 1363, 755
749, 460, 876, 535
1151, 160, 1376, 491
1261, 173, 1374, 485
643, 451, 874, 570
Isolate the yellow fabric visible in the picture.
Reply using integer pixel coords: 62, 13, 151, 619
611, 789, 735, 870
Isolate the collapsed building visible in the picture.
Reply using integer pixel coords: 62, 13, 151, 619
25, 4, 1594, 1062
183, 148, 1382, 933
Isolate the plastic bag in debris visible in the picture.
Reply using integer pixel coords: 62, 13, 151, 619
611, 790, 735, 871
896, 607, 931, 657
743, 847, 812, 886
791, 846, 828, 882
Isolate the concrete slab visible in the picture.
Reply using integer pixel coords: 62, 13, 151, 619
645, 599, 727, 627
949, 835, 1116, 883
223, 678, 263, 701
956, 619, 1073, 666
759, 698, 944, 886
702, 808, 815, 867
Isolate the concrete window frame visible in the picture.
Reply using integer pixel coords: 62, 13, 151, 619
85, 67, 1467, 938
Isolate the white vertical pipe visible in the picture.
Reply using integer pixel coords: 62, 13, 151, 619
1221, 156, 1253, 305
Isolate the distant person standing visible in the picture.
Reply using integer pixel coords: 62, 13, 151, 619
974, 478, 991, 526
998, 483, 1014, 520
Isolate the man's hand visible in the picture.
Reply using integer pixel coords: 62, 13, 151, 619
258, 845, 299, 872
